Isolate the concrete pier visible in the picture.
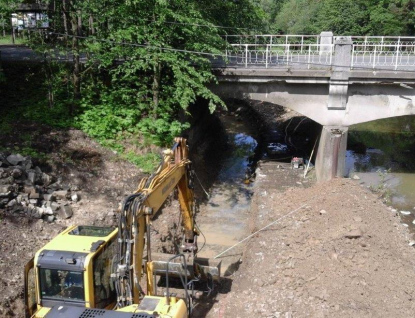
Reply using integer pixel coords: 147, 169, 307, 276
315, 126, 348, 182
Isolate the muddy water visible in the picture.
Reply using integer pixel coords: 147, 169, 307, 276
347, 115, 415, 233
197, 115, 258, 276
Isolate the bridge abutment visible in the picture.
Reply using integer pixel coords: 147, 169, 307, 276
315, 126, 348, 182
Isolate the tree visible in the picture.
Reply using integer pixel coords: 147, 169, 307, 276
77, 0, 228, 144
271, 0, 322, 34
0, 0, 22, 37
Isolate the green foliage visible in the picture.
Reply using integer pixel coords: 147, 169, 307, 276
138, 118, 190, 146
272, 0, 322, 34
4, 145, 47, 160
0, 36, 24, 45
267, 0, 415, 35
77, 88, 141, 140
369, 169, 393, 203
313, 0, 370, 35
123, 151, 161, 173
24, 0, 262, 145
0, 0, 22, 34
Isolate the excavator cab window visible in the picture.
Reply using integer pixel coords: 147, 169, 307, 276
39, 269, 85, 302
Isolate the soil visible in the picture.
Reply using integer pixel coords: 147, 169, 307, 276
205, 166, 415, 318
1, 108, 415, 318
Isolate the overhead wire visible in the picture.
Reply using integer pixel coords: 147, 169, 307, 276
40, 30, 415, 74
143, 19, 249, 30
213, 199, 316, 259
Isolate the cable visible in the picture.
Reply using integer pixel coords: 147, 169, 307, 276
26, 32, 415, 73
213, 200, 315, 259
144, 19, 249, 30
193, 221, 206, 255
193, 170, 210, 199
33, 30, 415, 74
46, 31, 225, 58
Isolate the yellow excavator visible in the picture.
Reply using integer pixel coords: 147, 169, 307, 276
24, 137, 220, 318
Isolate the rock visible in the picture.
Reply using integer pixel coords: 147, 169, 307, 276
27, 171, 36, 185
409, 241, 415, 246
22, 158, 32, 170
71, 193, 79, 202
344, 228, 363, 239
11, 168, 23, 178
43, 193, 55, 202
58, 204, 73, 219
43, 214, 55, 223
37, 207, 45, 217
352, 174, 360, 180
53, 190, 69, 200
319, 209, 327, 215
29, 190, 40, 199
41, 173, 52, 186
16, 194, 22, 204
44, 207, 54, 215
50, 202, 60, 212
6, 154, 25, 166
20, 193, 29, 203
0, 191, 12, 199
6, 199, 17, 207
0, 185, 12, 193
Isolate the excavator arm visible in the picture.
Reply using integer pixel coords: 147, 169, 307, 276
113, 138, 215, 310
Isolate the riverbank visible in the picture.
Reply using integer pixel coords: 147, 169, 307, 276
209, 161, 415, 317
1, 130, 415, 317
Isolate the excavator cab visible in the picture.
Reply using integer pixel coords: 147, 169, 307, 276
24, 225, 118, 317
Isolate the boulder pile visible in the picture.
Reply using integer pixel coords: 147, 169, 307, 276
0, 153, 79, 222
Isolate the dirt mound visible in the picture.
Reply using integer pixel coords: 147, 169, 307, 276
214, 165, 415, 317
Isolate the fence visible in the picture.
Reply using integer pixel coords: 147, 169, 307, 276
223, 34, 415, 70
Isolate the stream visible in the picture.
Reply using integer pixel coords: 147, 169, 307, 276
197, 114, 258, 276
347, 115, 415, 233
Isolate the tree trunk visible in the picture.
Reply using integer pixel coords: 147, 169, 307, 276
70, 6, 81, 115
152, 60, 161, 119
62, 0, 69, 39
89, 15, 95, 35
1, 15, 5, 37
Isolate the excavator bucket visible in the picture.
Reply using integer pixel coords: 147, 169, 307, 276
150, 252, 221, 281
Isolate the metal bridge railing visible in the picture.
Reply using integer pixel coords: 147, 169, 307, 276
351, 42, 415, 70
226, 43, 333, 69
223, 34, 415, 70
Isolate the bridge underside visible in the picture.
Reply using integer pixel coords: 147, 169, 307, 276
213, 80, 415, 181
213, 81, 415, 126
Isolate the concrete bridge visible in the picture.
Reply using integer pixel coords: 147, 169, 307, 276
212, 32, 415, 181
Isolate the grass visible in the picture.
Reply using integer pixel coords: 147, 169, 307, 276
0, 36, 25, 45
123, 151, 161, 173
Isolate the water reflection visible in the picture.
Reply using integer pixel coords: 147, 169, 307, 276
197, 120, 258, 275
347, 116, 415, 227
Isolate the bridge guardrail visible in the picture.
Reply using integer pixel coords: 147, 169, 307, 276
226, 43, 333, 69
224, 34, 415, 70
